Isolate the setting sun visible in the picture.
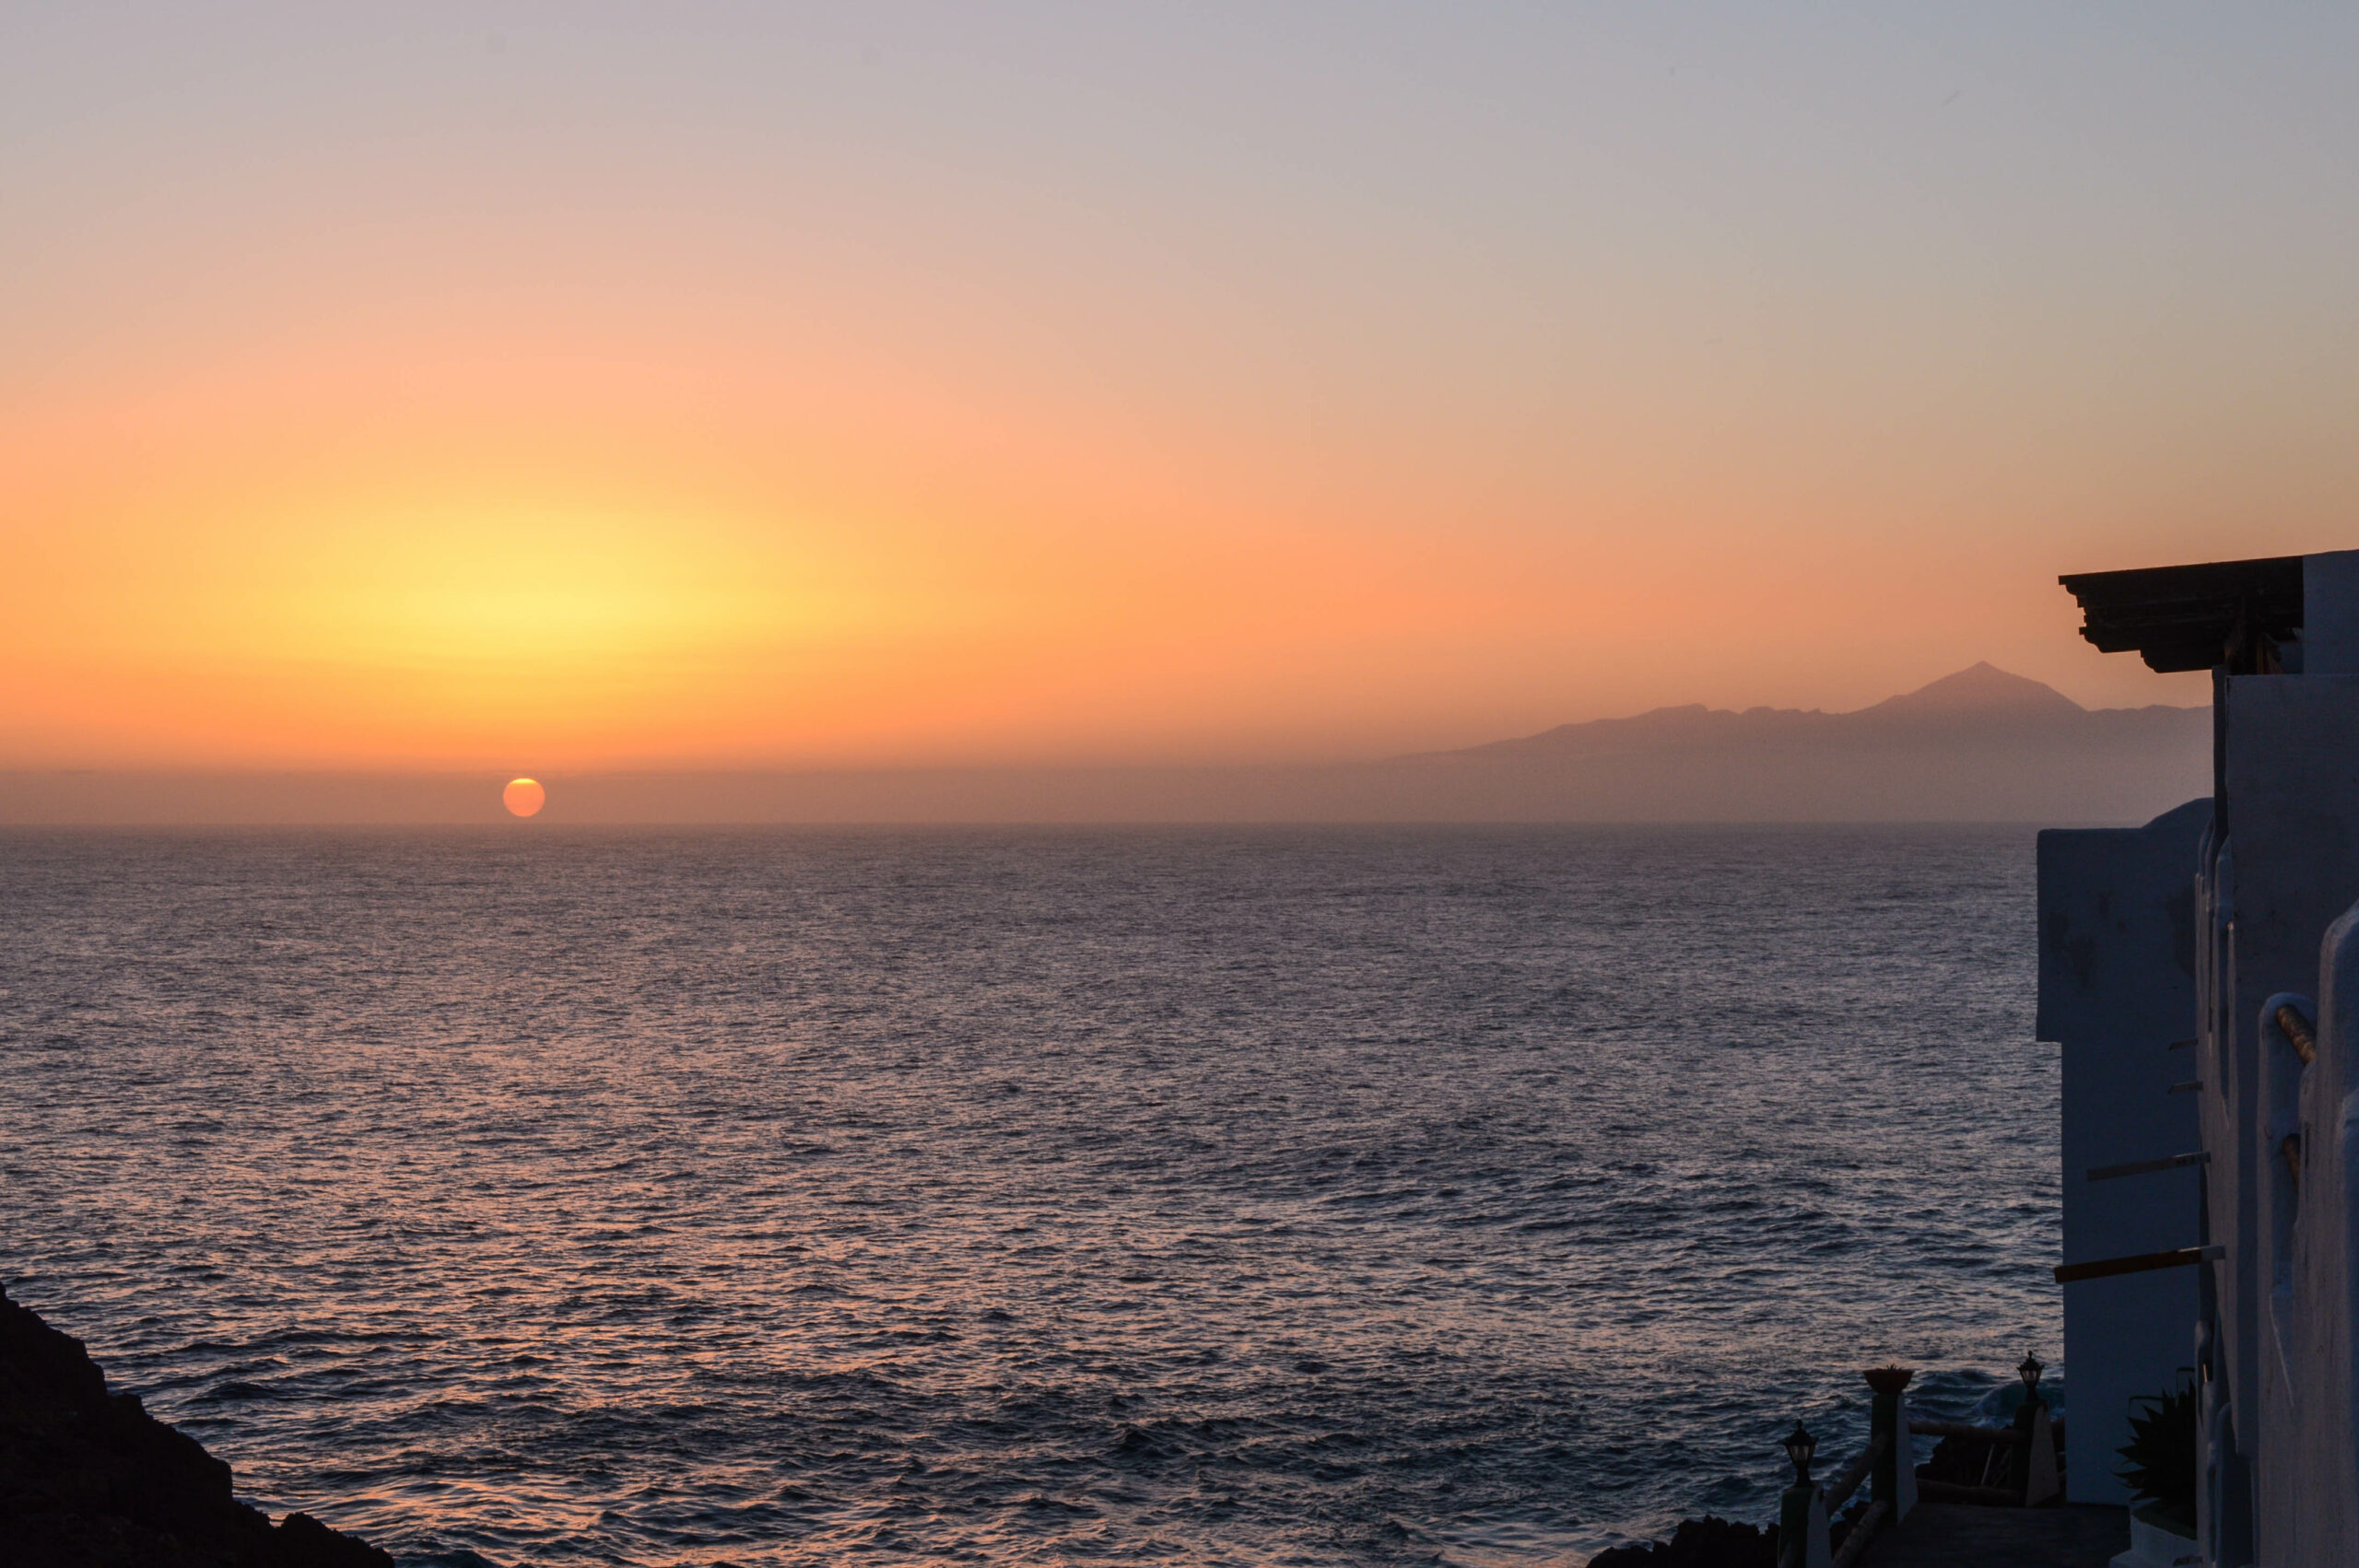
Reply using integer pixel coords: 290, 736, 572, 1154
502, 778, 546, 818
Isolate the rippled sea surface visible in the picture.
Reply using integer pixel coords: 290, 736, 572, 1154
1, 826, 2062, 1566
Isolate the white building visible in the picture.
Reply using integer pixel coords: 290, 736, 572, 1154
2041, 550, 2359, 1568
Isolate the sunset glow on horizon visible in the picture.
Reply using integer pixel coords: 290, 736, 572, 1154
8, 5, 2353, 772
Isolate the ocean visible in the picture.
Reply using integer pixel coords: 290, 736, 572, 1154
1, 825, 2060, 1566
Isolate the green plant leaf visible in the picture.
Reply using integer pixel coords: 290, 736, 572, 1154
2116, 1380, 2197, 1533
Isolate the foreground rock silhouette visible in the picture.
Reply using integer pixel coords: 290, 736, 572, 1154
0, 1281, 391, 1567
1586, 1515, 1778, 1567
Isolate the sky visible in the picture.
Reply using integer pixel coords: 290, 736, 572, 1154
6, 2, 2355, 771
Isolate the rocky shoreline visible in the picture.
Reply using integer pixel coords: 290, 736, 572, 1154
0, 1281, 392, 1567
1585, 1515, 1778, 1566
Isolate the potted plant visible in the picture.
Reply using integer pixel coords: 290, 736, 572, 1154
2116, 1381, 2197, 1562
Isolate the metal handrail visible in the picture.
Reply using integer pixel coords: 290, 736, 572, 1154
1827, 1500, 1890, 1568
1823, 1432, 1887, 1514
2278, 1001, 2318, 1065
1776, 1368, 1919, 1567
1908, 1418, 2023, 1447
2087, 1151, 2208, 1182
2054, 1244, 2223, 1284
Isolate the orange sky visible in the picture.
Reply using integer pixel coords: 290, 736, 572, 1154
6, 6, 2352, 771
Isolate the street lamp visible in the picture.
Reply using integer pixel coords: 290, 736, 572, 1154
2017, 1353, 2045, 1407
1783, 1421, 1818, 1487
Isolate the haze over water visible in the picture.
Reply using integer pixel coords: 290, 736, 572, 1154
3, 825, 2060, 1565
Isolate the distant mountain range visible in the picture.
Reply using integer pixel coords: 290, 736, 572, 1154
1375, 661, 2209, 822
0, 664, 2211, 824
1428, 661, 2093, 762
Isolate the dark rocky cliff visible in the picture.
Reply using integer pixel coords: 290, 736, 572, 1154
0, 1281, 392, 1568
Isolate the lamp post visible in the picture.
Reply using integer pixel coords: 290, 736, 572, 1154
1784, 1422, 1819, 1486
2008, 1352, 2048, 1499
1779, 1422, 1825, 1568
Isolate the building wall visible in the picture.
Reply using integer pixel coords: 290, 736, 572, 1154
2032, 677, 2359, 1562
2217, 674, 2359, 1568
2034, 549, 2359, 1565
2038, 799, 2208, 1506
